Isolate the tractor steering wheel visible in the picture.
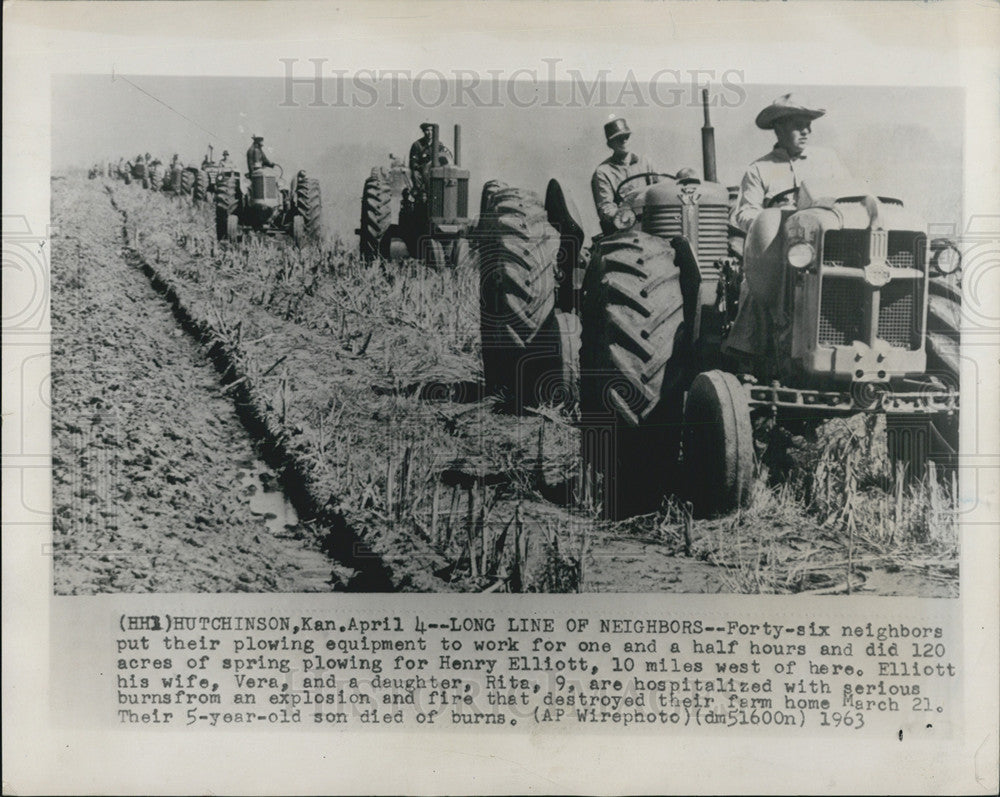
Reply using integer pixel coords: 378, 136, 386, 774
764, 187, 799, 209
613, 172, 674, 204
272, 164, 284, 180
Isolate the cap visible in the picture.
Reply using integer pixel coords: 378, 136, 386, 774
604, 118, 632, 142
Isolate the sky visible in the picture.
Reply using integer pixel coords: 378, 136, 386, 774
52, 75, 963, 242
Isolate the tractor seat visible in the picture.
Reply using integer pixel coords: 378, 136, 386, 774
544, 178, 586, 252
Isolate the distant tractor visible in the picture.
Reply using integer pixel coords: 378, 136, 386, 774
125, 157, 150, 188
358, 124, 476, 268
192, 145, 223, 203
147, 158, 164, 191
215, 164, 322, 247
485, 90, 961, 519
161, 160, 203, 200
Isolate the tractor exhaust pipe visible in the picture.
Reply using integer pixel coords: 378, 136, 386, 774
701, 88, 717, 184
454, 124, 461, 167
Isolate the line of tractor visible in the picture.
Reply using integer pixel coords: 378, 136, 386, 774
93, 90, 963, 520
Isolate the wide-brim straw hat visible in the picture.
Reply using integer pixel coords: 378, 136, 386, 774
755, 94, 826, 130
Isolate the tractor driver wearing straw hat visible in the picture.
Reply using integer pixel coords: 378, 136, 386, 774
591, 118, 659, 236
724, 94, 851, 367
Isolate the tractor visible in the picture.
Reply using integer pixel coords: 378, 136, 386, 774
192, 145, 223, 203
481, 90, 961, 519
161, 160, 204, 201
214, 163, 322, 247
124, 156, 150, 188
358, 124, 476, 268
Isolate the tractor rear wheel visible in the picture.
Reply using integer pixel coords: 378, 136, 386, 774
926, 276, 961, 471
295, 171, 323, 242
193, 170, 210, 204
148, 165, 162, 191
180, 169, 195, 195
683, 370, 754, 517
479, 179, 506, 219
360, 174, 391, 262
478, 187, 559, 409
215, 176, 239, 214
580, 231, 686, 517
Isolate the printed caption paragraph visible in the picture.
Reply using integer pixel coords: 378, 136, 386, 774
108, 608, 959, 735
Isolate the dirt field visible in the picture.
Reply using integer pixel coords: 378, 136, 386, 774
50, 173, 960, 595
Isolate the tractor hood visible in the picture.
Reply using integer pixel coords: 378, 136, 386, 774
792, 180, 924, 232
632, 177, 731, 209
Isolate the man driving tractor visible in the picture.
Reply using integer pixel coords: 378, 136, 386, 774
408, 122, 453, 196
246, 135, 275, 174
591, 118, 660, 235
724, 94, 851, 367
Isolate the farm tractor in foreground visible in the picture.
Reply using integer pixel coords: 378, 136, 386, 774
480, 90, 961, 519
215, 163, 322, 247
358, 124, 476, 268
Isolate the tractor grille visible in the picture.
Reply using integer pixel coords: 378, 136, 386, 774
886, 232, 926, 269
818, 277, 864, 346
822, 230, 867, 268
642, 204, 729, 262
823, 230, 926, 270
877, 280, 920, 349
252, 174, 278, 200
817, 276, 922, 349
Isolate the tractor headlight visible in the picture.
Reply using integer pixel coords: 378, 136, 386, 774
931, 241, 961, 275
613, 207, 636, 230
787, 241, 815, 269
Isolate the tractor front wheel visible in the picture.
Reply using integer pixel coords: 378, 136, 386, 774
421, 237, 446, 268
449, 236, 477, 269
683, 370, 754, 517
226, 214, 239, 242
291, 214, 305, 247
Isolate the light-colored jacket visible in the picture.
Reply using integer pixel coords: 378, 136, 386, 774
591, 152, 657, 229
731, 145, 850, 233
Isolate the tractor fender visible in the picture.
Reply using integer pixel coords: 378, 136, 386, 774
544, 178, 586, 252
743, 207, 787, 302
668, 235, 703, 352
544, 178, 588, 313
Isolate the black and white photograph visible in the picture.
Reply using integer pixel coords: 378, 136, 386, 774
4, 2, 998, 794
51, 75, 964, 597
